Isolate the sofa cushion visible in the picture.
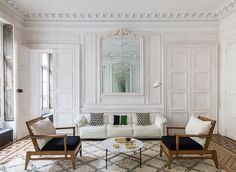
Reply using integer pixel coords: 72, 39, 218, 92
31, 118, 56, 149
136, 113, 151, 126
133, 124, 161, 138
185, 115, 211, 147
80, 124, 107, 139
132, 113, 157, 125
108, 114, 132, 124
90, 113, 104, 126
107, 124, 133, 137
41, 136, 81, 151
161, 136, 203, 150
113, 115, 120, 125
83, 113, 109, 124
120, 115, 127, 125
75, 115, 88, 127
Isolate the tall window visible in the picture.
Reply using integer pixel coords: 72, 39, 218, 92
3, 24, 13, 121
41, 53, 53, 113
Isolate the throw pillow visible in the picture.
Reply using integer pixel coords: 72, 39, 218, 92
75, 115, 87, 127
31, 118, 56, 149
136, 113, 151, 126
90, 113, 104, 126
113, 115, 120, 125
120, 115, 127, 125
185, 115, 212, 147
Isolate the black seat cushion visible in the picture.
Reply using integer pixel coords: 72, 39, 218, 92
41, 136, 81, 151
161, 136, 203, 150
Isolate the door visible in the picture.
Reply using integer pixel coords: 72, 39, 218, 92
166, 44, 216, 128
225, 44, 236, 140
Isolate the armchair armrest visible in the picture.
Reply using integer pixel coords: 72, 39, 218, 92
154, 114, 167, 136
166, 126, 185, 135
33, 134, 68, 155
56, 126, 75, 136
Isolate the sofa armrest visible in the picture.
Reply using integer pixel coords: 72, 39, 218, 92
155, 114, 167, 136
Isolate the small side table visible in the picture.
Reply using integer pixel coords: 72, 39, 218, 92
0, 129, 13, 148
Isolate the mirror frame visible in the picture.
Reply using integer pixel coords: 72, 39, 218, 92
98, 29, 144, 96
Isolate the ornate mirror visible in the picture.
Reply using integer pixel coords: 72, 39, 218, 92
101, 29, 143, 94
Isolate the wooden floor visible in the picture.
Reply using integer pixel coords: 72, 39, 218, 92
210, 135, 236, 172
0, 134, 236, 171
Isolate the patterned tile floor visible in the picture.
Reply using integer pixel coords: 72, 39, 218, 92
0, 135, 235, 172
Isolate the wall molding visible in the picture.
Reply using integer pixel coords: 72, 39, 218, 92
2, 0, 236, 22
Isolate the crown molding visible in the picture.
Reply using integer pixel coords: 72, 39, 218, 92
0, 1, 24, 27
2, 0, 236, 22
217, 0, 236, 19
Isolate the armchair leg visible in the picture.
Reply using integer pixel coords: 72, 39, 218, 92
25, 152, 30, 170
160, 148, 163, 157
212, 150, 219, 169
168, 153, 173, 169
80, 149, 82, 157
71, 153, 76, 169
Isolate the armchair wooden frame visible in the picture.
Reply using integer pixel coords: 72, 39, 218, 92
25, 117, 82, 170
160, 116, 219, 169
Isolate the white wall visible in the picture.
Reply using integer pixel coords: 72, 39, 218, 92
219, 11, 236, 138
23, 21, 218, 132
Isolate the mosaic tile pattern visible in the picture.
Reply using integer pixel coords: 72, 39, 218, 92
0, 139, 223, 172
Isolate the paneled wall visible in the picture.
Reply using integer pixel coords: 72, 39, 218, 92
22, 23, 218, 135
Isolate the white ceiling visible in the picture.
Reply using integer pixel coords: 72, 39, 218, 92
12, 0, 229, 13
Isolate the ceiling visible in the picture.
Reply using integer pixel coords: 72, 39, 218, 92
7, 0, 229, 14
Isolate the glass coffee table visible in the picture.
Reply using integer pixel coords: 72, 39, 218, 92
101, 137, 144, 169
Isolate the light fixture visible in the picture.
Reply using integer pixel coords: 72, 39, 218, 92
152, 81, 163, 88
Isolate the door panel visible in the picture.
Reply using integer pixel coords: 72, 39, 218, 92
226, 45, 236, 140
166, 45, 216, 128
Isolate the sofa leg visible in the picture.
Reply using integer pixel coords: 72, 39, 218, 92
160, 148, 163, 157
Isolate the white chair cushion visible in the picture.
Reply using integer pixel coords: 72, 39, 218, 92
107, 124, 133, 137
31, 118, 56, 149
133, 124, 161, 138
185, 115, 212, 147
80, 124, 107, 139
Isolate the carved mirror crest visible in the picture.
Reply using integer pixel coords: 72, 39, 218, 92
100, 29, 143, 94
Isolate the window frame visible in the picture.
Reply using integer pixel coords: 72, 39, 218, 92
40, 52, 53, 114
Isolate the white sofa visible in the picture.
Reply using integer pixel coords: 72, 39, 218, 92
74, 113, 167, 139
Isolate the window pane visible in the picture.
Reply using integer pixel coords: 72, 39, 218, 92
42, 53, 49, 66
42, 69, 48, 82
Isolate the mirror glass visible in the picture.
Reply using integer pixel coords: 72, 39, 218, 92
101, 36, 141, 93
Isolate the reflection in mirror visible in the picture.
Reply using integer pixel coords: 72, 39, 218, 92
101, 34, 141, 93
112, 62, 131, 92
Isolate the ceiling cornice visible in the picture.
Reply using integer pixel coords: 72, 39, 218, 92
2, 0, 236, 22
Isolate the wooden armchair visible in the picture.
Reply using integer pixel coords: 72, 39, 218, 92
160, 115, 219, 169
25, 117, 82, 170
